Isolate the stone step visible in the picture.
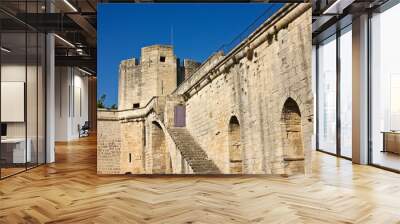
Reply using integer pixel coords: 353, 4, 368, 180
180, 151, 207, 156
167, 127, 220, 174
188, 160, 215, 165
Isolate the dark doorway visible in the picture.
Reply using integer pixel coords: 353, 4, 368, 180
174, 105, 186, 127
228, 116, 242, 174
281, 98, 304, 173
151, 122, 170, 174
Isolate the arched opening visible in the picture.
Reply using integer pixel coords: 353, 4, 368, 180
281, 98, 304, 172
150, 121, 171, 174
228, 116, 242, 174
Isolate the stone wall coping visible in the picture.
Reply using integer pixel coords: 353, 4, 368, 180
98, 96, 166, 121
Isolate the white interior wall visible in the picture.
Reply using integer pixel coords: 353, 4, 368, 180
1, 65, 27, 138
1, 63, 46, 164
71, 72, 89, 138
55, 66, 89, 141
55, 66, 69, 141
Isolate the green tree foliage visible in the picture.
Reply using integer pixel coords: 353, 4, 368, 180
97, 94, 117, 110
97, 94, 106, 108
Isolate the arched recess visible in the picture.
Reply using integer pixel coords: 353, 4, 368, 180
281, 98, 304, 171
228, 116, 243, 174
150, 121, 172, 174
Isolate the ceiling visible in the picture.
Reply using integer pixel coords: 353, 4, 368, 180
312, 0, 390, 43
0, 0, 97, 75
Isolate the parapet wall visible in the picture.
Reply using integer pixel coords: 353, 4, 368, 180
97, 109, 121, 174
174, 51, 225, 96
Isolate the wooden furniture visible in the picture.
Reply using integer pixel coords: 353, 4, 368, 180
382, 131, 400, 154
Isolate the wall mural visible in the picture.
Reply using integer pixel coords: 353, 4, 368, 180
97, 3, 313, 175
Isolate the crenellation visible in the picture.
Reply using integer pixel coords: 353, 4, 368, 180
183, 59, 201, 80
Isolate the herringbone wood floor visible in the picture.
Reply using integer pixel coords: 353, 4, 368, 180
1, 135, 400, 224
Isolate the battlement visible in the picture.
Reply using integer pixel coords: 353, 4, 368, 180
183, 59, 201, 79
142, 44, 173, 50
140, 45, 175, 64
119, 45, 200, 72
183, 59, 201, 68
118, 45, 184, 110
119, 58, 139, 70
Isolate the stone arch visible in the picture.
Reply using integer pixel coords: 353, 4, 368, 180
150, 121, 171, 174
279, 86, 306, 111
228, 116, 243, 174
280, 97, 304, 172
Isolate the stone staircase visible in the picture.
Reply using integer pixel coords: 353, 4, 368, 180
167, 127, 220, 174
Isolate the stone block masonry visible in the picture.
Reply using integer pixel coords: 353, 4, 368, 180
97, 110, 121, 174
97, 4, 313, 175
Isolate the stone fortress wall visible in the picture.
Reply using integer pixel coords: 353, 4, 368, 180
97, 3, 313, 175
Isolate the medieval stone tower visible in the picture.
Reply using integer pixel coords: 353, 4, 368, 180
118, 45, 180, 110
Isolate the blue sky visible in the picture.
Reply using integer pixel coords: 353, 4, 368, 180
98, 3, 283, 106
